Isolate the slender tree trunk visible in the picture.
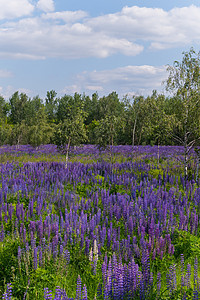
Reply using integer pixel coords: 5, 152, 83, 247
183, 101, 189, 179
196, 155, 200, 185
138, 126, 143, 146
157, 139, 160, 169
184, 131, 188, 179
184, 147, 188, 179
132, 117, 137, 162
111, 135, 114, 164
17, 137, 20, 149
65, 137, 71, 169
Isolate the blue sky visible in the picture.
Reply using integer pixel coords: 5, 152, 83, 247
0, 0, 200, 100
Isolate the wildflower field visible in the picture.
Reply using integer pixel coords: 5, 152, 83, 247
0, 145, 200, 299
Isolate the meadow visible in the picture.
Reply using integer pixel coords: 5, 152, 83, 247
0, 144, 200, 299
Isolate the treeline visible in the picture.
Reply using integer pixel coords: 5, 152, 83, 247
0, 88, 199, 149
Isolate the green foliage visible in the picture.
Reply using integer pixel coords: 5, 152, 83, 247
0, 239, 19, 287
1, 149, 200, 299
9, 92, 28, 125
0, 124, 12, 145
1, 56, 200, 147
148, 168, 164, 178
173, 230, 200, 259
54, 97, 88, 154
45, 90, 58, 123
95, 115, 124, 165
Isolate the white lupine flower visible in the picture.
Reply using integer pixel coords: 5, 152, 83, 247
89, 247, 93, 262
93, 239, 98, 261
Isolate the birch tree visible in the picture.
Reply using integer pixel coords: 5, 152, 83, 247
95, 115, 122, 164
54, 104, 87, 168
165, 48, 200, 178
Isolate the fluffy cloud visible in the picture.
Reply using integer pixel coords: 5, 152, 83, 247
0, 69, 12, 78
42, 10, 88, 22
63, 65, 168, 97
1, 86, 33, 100
0, 5, 200, 60
87, 5, 200, 49
37, 0, 55, 12
0, 0, 34, 20
0, 17, 143, 59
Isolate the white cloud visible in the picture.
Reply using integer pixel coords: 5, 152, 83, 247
37, 0, 54, 12
0, 69, 12, 78
86, 85, 103, 91
0, 16, 143, 59
42, 10, 88, 23
0, 85, 34, 99
61, 85, 81, 95
63, 65, 168, 97
87, 5, 200, 49
0, 0, 34, 20
0, 52, 45, 60
0, 5, 200, 60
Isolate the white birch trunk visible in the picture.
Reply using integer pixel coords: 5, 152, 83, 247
157, 140, 160, 168
132, 117, 137, 162
65, 137, 71, 169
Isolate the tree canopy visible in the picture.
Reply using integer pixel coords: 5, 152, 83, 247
0, 49, 200, 153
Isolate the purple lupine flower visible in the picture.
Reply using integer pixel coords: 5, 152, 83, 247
60, 244, 63, 256
171, 264, 177, 291
93, 258, 97, 275
193, 290, 199, 300
44, 288, 52, 299
112, 259, 119, 299
37, 220, 43, 241
182, 292, 187, 300
160, 250, 164, 260
138, 270, 145, 299
85, 237, 90, 256
42, 238, 46, 251
102, 261, 107, 285
166, 271, 172, 295
18, 246, 22, 270
54, 286, 66, 300
149, 272, 153, 287
105, 259, 112, 300
8, 204, 13, 220
64, 249, 70, 265
129, 259, 137, 293
152, 248, 156, 261
118, 273, 124, 300
194, 257, 198, 284
34, 247, 38, 270
170, 244, 175, 255
2, 283, 12, 300
23, 228, 26, 243
180, 254, 185, 288
82, 284, 88, 300
0, 223, 5, 242
39, 248, 43, 267
157, 272, 161, 296
185, 264, 191, 288
141, 248, 150, 287
166, 264, 177, 295
193, 257, 199, 300
76, 275, 82, 300
31, 237, 36, 253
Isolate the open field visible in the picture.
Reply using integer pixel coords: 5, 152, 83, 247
0, 145, 200, 299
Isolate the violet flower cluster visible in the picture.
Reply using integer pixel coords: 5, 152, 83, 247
2, 279, 87, 300
0, 145, 200, 299
100, 254, 200, 299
